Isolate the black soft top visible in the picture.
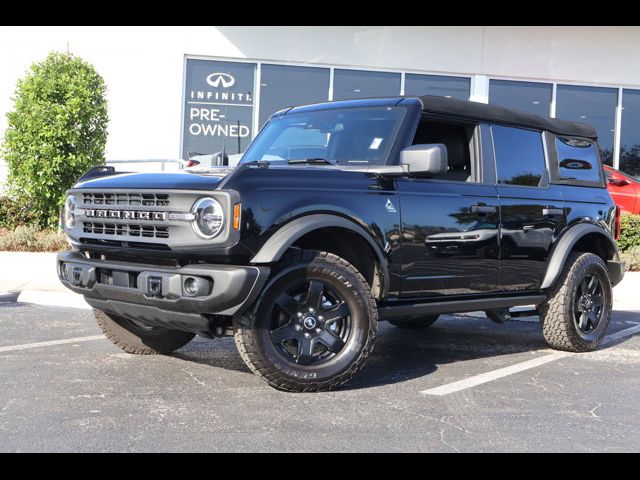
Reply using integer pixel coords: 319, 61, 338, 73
419, 95, 597, 139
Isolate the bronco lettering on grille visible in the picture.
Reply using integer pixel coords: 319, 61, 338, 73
84, 210, 167, 221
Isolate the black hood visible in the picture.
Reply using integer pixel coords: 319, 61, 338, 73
74, 170, 232, 190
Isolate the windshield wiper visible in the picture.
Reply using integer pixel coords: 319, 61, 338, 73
288, 158, 336, 165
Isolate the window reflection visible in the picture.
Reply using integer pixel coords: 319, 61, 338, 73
493, 125, 546, 187
333, 69, 401, 101
404, 74, 470, 100
556, 85, 617, 166
489, 80, 552, 116
621, 89, 640, 178
259, 64, 330, 128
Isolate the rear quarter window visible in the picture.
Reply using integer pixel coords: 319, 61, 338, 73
550, 135, 604, 187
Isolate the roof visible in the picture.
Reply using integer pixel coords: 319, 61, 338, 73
282, 95, 598, 140
418, 95, 597, 139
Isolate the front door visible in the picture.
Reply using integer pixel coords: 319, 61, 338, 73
397, 180, 501, 297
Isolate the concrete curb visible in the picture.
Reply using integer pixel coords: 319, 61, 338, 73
10, 290, 90, 310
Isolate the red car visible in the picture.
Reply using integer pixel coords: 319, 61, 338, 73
604, 165, 640, 215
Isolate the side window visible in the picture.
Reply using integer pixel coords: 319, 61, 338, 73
411, 118, 477, 182
492, 125, 546, 187
555, 137, 602, 184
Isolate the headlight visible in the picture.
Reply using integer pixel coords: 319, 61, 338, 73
191, 197, 224, 239
64, 195, 77, 229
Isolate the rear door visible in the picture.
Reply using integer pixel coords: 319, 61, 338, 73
490, 125, 567, 291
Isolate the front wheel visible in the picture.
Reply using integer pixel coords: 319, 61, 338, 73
234, 250, 377, 392
540, 252, 612, 352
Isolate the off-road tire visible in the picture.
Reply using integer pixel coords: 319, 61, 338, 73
94, 309, 195, 355
234, 250, 378, 392
388, 315, 439, 329
539, 252, 612, 352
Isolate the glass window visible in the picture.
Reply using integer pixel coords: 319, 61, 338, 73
489, 80, 552, 116
555, 137, 601, 183
182, 59, 255, 159
333, 69, 401, 101
404, 74, 470, 100
241, 107, 405, 166
259, 64, 330, 128
620, 89, 640, 178
556, 84, 617, 166
492, 125, 546, 187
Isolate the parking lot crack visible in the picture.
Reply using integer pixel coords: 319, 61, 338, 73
440, 428, 461, 452
589, 403, 602, 420
182, 368, 211, 389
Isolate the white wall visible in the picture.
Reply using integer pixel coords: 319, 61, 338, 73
1, 26, 639, 192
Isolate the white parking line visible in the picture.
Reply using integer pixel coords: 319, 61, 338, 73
0, 335, 104, 353
421, 323, 640, 396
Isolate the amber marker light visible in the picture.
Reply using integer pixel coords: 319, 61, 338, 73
233, 203, 241, 230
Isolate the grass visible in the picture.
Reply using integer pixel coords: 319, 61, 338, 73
0, 225, 69, 252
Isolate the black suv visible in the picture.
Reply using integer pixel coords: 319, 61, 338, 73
57, 96, 625, 392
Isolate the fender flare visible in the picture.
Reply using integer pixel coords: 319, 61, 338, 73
250, 214, 388, 285
540, 223, 617, 289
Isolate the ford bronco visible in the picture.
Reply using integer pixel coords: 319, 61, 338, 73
58, 96, 625, 392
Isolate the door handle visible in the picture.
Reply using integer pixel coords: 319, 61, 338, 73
470, 204, 497, 214
542, 208, 564, 216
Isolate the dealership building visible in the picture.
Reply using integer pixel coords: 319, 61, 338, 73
1, 26, 640, 185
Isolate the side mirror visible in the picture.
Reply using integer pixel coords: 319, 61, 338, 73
608, 176, 631, 187
400, 144, 448, 176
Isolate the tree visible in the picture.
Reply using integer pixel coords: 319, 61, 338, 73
1, 52, 108, 228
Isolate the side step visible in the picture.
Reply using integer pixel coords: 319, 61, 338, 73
378, 295, 546, 320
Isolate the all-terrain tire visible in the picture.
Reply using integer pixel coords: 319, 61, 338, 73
388, 314, 439, 329
539, 252, 612, 352
234, 250, 378, 392
94, 309, 195, 355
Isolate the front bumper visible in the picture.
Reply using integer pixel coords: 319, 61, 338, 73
57, 251, 269, 334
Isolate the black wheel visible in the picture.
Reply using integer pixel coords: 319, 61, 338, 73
540, 252, 612, 352
234, 250, 377, 392
94, 309, 195, 355
388, 315, 439, 329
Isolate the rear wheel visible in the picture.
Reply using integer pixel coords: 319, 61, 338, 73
94, 309, 195, 355
234, 250, 377, 392
540, 252, 612, 352
388, 315, 439, 329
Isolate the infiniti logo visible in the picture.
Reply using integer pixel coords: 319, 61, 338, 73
206, 72, 235, 89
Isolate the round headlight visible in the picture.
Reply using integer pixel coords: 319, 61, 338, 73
64, 195, 77, 229
191, 197, 224, 239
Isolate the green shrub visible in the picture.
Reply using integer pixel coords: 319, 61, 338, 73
620, 247, 640, 272
0, 225, 68, 252
1, 51, 108, 229
618, 214, 640, 252
0, 195, 38, 229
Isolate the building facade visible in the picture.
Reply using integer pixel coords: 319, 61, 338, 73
1, 26, 640, 186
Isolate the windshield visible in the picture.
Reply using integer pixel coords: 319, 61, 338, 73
240, 107, 405, 166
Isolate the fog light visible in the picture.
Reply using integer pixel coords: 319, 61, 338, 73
183, 277, 200, 297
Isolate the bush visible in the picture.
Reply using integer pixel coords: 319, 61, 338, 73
1, 51, 108, 229
0, 225, 68, 252
620, 247, 640, 272
618, 214, 640, 252
0, 195, 38, 229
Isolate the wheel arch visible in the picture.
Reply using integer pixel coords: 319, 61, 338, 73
541, 223, 619, 290
250, 214, 389, 297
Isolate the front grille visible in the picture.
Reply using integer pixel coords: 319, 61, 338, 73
83, 222, 169, 239
82, 192, 169, 207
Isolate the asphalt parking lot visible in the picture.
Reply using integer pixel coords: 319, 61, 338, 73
1, 302, 639, 452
